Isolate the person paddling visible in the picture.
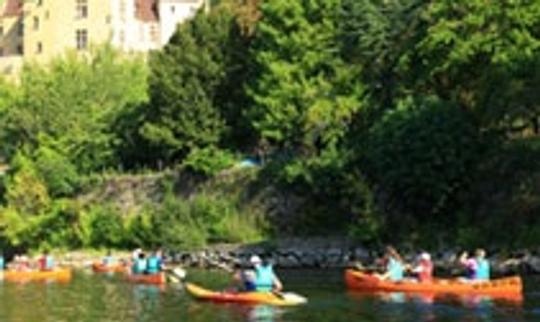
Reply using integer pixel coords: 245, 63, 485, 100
410, 252, 433, 283
102, 250, 116, 267
250, 255, 283, 292
38, 251, 55, 271
376, 246, 405, 282
460, 248, 490, 281
132, 252, 147, 274
146, 251, 162, 274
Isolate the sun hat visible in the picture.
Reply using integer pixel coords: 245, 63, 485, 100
420, 252, 431, 261
249, 255, 262, 265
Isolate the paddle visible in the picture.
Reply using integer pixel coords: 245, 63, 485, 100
163, 266, 187, 284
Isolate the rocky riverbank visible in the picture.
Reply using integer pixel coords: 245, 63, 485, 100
53, 239, 540, 276
167, 238, 540, 276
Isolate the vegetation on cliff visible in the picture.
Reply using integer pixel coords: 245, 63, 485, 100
1, 0, 540, 251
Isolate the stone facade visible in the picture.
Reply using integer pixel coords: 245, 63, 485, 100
0, 0, 207, 79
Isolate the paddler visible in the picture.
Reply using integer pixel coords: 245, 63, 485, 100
250, 255, 283, 292
409, 252, 433, 283
146, 250, 163, 274
102, 250, 116, 266
376, 246, 405, 282
38, 250, 55, 271
132, 252, 147, 274
459, 248, 490, 281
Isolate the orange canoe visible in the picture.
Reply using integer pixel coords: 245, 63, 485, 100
3, 268, 72, 283
92, 263, 127, 273
345, 270, 522, 296
126, 272, 166, 285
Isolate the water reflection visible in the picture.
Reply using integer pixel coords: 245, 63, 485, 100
349, 290, 523, 307
229, 304, 283, 322
0, 270, 536, 322
133, 284, 164, 322
349, 290, 525, 322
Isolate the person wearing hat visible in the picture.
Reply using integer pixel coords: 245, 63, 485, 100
250, 255, 283, 292
410, 252, 434, 283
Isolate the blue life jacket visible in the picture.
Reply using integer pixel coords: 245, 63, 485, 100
387, 257, 404, 282
0, 256, 4, 270
476, 258, 490, 280
132, 259, 147, 274
146, 256, 161, 274
103, 256, 114, 266
45, 256, 54, 270
255, 265, 275, 292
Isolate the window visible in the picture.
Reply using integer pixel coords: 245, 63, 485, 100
150, 25, 159, 43
36, 42, 43, 54
0, 26, 4, 37
17, 44, 23, 55
37, 0, 43, 5
18, 22, 24, 36
33, 17, 39, 31
139, 25, 145, 42
120, 0, 126, 21
76, 29, 88, 50
170, 5, 175, 13
76, 0, 88, 19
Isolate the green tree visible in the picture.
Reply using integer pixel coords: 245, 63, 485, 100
339, 0, 426, 116
362, 97, 486, 235
1, 45, 148, 172
141, 6, 252, 164
4, 151, 51, 216
248, 0, 364, 153
415, 0, 540, 133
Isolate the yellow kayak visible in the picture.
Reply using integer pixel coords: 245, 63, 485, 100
3, 269, 72, 283
185, 282, 307, 306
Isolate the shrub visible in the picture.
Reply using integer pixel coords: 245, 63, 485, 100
80, 204, 125, 248
182, 147, 236, 177
123, 210, 156, 248
34, 144, 80, 197
363, 97, 486, 231
4, 151, 51, 216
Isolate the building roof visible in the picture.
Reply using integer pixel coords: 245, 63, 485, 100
2, 0, 22, 17
135, 0, 159, 22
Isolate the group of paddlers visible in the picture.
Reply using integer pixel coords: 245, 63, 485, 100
100, 250, 283, 292
99, 248, 166, 275
1, 251, 56, 272
364, 246, 490, 283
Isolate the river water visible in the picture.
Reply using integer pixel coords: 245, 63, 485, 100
0, 269, 538, 322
